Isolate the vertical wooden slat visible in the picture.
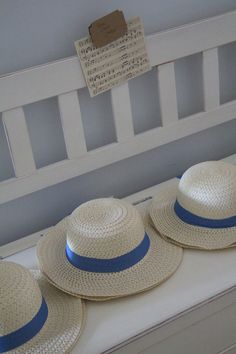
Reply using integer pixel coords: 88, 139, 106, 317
157, 62, 178, 126
203, 48, 220, 111
111, 83, 134, 142
2, 107, 36, 177
58, 91, 87, 159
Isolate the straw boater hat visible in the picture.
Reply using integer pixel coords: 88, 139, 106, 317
149, 161, 236, 250
0, 261, 85, 354
37, 198, 183, 300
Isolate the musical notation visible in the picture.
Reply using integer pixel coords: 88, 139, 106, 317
75, 17, 151, 97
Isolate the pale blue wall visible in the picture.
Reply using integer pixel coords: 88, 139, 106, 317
1, 0, 236, 245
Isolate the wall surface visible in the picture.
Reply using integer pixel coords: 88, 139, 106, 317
1, 0, 236, 245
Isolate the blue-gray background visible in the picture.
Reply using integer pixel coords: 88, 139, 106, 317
0, 0, 236, 245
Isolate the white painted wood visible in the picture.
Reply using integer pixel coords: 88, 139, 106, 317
1, 10, 236, 112
0, 227, 50, 259
223, 154, 236, 165
157, 62, 178, 125
2, 107, 36, 177
147, 9, 236, 67
111, 83, 134, 142
219, 343, 236, 354
58, 91, 87, 159
134, 302, 236, 354
0, 57, 86, 112
203, 48, 220, 111
109, 289, 236, 354
1, 98, 236, 204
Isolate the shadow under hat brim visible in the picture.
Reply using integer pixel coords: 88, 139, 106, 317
36, 217, 183, 299
10, 270, 85, 354
149, 179, 236, 250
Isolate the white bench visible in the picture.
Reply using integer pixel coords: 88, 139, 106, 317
1, 9, 236, 354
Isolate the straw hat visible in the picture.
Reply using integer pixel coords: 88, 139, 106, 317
37, 198, 183, 299
0, 261, 85, 354
149, 161, 236, 250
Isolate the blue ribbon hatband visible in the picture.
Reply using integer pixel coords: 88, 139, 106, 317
66, 233, 150, 273
0, 297, 48, 353
174, 200, 236, 228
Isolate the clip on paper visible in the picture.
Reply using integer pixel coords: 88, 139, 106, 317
89, 10, 128, 48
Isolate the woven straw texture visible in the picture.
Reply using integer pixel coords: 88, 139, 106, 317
0, 262, 85, 354
37, 198, 183, 299
67, 198, 145, 258
150, 161, 236, 250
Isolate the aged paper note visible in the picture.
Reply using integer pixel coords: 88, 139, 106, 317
75, 17, 151, 97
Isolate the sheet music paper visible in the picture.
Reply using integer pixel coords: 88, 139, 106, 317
75, 17, 151, 97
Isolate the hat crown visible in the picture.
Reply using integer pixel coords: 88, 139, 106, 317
177, 161, 236, 219
67, 198, 145, 258
0, 262, 42, 336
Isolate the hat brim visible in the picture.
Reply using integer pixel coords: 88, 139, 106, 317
37, 216, 183, 299
149, 179, 236, 250
11, 270, 85, 354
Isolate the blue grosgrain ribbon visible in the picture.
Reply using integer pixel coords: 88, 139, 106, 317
0, 297, 48, 353
174, 200, 236, 228
66, 233, 150, 273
